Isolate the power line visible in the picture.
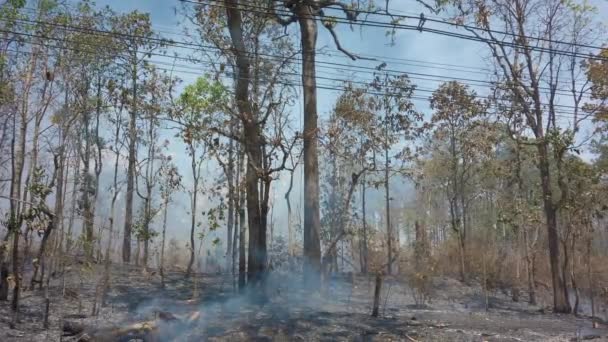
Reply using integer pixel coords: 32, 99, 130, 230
0, 15, 593, 95
15, 4, 495, 75
183, 0, 607, 61
2, 40, 594, 122
9, 4, 600, 89
0, 27, 591, 116
260, 0, 607, 51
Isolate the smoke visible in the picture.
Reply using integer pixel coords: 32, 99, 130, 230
127, 267, 362, 340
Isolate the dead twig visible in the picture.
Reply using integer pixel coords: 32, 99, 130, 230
405, 335, 420, 342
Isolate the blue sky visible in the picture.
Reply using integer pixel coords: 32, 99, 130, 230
85, 0, 607, 255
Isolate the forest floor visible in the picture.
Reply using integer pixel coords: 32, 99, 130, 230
0, 264, 606, 341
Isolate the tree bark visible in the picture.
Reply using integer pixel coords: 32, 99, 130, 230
185, 145, 199, 278
298, 3, 321, 288
226, 130, 235, 272
371, 274, 382, 317
30, 154, 63, 290
123, 57, 137, 264
160, 196, 169, 288
225, 0, 267, 289
384, 139, 392, 275
361, 175, 368, 274
537, 142, 571, 313
587, 236, 594, 318
238, 152, 246, 291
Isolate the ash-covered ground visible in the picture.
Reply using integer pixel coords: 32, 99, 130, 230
0, 265, 606, 341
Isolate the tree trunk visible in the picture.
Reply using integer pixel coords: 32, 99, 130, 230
245, 140, 264, 286
142, 106, 156, 269
225, 0, 267, 289
371, 274, 382, 317
458, 232, 466, 283
66, 154, 81, 255
102, 107, 122, 305
143, 197, 150, 269
361, 175, 368, 274
80, 84, 94, 260
186, 182, 197, 277
9, 90, 28, 318
384, 141, 392, 275
298, 3, 321, 288
135, 239, 140, 267
123, 59, 138, 264
160, 197, 169, 288
0, 233, 10, 300
538, 142, 570, 313
285, 169, 295, 259
523, 227, 536, 305
226, 133, 235, 272
571, 249, 579, 315
587, 237, 594, 318
31, 152, 63, 289
238, 151, 246, 291
232, 198, 239, 291
186, 143, 199, 278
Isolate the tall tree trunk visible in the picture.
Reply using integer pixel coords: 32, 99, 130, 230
238, 152, 246, 291
587, 236, 594, 318
226, 133, 235, 272
143, 185, 151, 268
361, 176, 368, 274
298, 3, 321, 288
66, 152, 81, 255
142, 107, 156, 269
523, 227, 536, 305
232, 198, 239, 290
186, 144, 199, 278
285, 169, 295, 259
159, 196, 169, 288
570, 238, 579, 315
537, 142, 570, 313
123, 59, 137, 264
384, 139, 392, 275
31, 152, 64, 289
458, 232, 466, 283
10, 95, 28, 324
80, 78, 94, 260
101, 110, 123, 304
245, 137, 263, 286
225, 0, 267, 289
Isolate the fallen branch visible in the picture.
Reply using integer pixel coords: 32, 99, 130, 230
405, 335, 420, 342
63, 310, 200, 341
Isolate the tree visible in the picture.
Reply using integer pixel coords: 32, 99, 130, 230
321, 84, 379, 275
135, 67, 174, 268
158, 158, 182, 288
0, 1, 60, 320
173, 76, 225, 277
587, 48, 608, 174
269, 0, 443, 286
369, 70, 421, 274
452, 0, 601, 312
429, 81, 490, 282
111, 11, 165, 264
187, 0, 299, 291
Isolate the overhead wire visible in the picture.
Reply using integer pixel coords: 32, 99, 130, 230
182, 0, 607, 61
1, 40, 593, 122
0, 3, 600, 121
260, 0, 606, 51
0, 15, 594, 97
0, 28, 590, 116
14, 4, 495, 75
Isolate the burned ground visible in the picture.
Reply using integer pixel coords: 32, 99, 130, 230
0, 265, 605, 341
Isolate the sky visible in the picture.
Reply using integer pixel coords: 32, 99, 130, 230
54, 0, 608, 261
